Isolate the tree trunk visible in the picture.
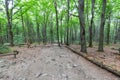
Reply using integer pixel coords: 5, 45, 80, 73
42, 24, 47, 44
114, 20, 118, 44
36, 15, 41, 44
54, 1, 60, 46
42, 13, 47, 45
60, 15, 63, 44
106, 15, 111, 45
21, 9, 26, 43
66, 0, 70, 46
26, 18, 31, 43
0, 22, 3, 44
98, 0, 107, 52
50, 22, 54, 44
5, 0, 14, 46
78, 0, 87, 53
89, 0, 95, 47
118, 23, 120, 42
74, 26, 77, 42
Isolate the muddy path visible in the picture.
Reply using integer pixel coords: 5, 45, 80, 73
0, 45, 119, 80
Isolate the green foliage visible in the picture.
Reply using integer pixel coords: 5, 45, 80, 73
0, 0, 120, 45
0, 45, 11, 54
14, 34, 24, 45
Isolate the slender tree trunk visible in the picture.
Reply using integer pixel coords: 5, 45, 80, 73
114, 20, 118, 44
54, 1, 60, 46
50, 15, 54, 44
86, 0, 89, 26
74, 26, 77, 41
118, 21, 120, 42
98, 0, 107, 52
60, 15, 63, 44
42, 13, 47, 45
93, 22, 96, 41
21, 9, 26, 43
36, 15, 41, 44
42, 24, 47, 44
0, 22, 3, 44
78, 0, 87, 53
66, 0, 70, 46
89, 0, 95, 47
5, 0, 14, 46
106, 15, 111, 45
26, 18, 31, 43
50, 22, 54, 44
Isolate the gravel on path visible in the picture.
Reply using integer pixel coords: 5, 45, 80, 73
0, 46, 119, 80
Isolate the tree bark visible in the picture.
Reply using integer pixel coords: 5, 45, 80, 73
78, 0, 87, 53
60, 15, 63, 44
42, 13, 47, 45
114, 20, 118, 44
54, 1, 60, 46
66, 0, 70, 46
98, 0, 107, 52
106, 14, 111, 45
5, 0, 14, 46
89, 0, 95, 47
36, 14, 41, 44
0, 22, 3, 44
21, 9, 26, 43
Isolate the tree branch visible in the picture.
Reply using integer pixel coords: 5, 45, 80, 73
73, 0, 78, 10
70, 13, 79, 17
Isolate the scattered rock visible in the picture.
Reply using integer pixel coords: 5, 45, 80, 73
35, 73, 43, 78
59, 55, 67, 58
61, 74, 68, 80
41, 73, 48, 77
0, 72, 4, 79
67, 64, 72, 69
10, 61, 16, 65
51, 59, 56, 61
18, 77, 27, 80
0, 60, 10, 68
73, 64, 78, 68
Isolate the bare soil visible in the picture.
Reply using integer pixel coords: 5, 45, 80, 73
0, 45, 119, 80
70, 44, 120, 75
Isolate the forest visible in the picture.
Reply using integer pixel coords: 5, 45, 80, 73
0, 0, 120, 80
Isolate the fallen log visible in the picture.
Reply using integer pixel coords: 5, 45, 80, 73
65, 46, 120, 77
111, 48, 120, 54
0, 50, 19, 58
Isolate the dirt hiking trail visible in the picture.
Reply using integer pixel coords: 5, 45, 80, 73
0, 45, 119, 80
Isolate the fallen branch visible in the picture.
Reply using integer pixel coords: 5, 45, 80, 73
65, 45, 120, 77
0, 50, 19, 58
111, 48, 120, 52
111, 48, 120, 55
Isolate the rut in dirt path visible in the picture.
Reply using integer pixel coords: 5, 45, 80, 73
0, 46, 119, 80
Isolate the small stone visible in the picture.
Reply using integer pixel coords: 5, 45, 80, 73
18, 77, 27, 80
59, 55, 67, 58
11, 62, 16, 65
0, 72, 4, 79
46, 61, 50, 64
35, 73, 43, 78
51, 59, 55, 61
0, 65, 6, 68
67, 64, 72, 69
41, 73, 48, 77
73, 64, 78, 68
61, 74, 68, 80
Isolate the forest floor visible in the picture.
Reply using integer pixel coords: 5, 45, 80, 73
69, 44, 120, 76
0, 44, 120, 80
